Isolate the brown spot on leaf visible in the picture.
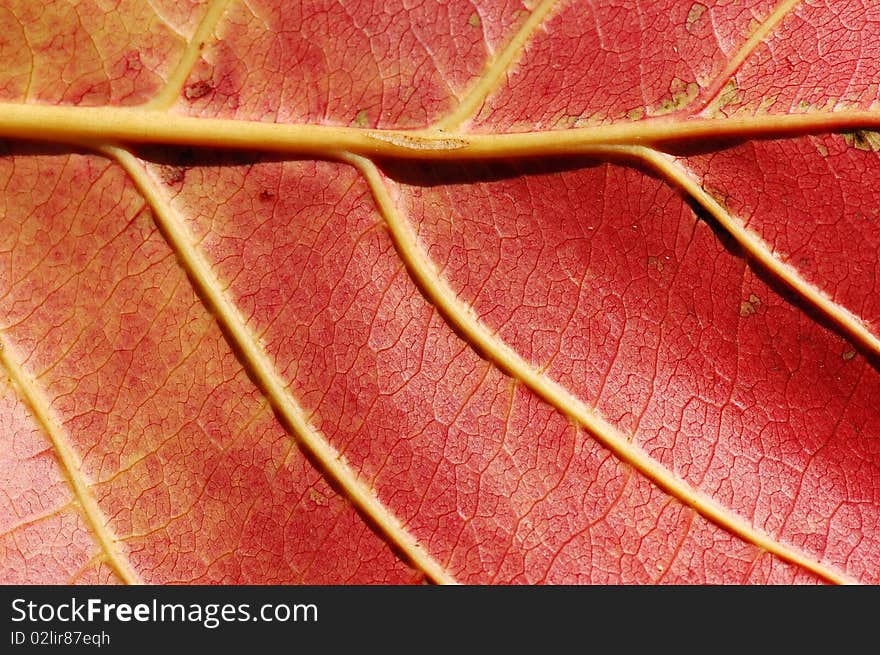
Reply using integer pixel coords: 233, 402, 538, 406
843, 130, 880, 152
184, 80, 212, 101
124, 50, 143, 72
259, 189, 275, 202
740, 300, 757, 317
159, 165, 185, 186
842, 349, 856, 361
740, 295, 762, 317
627, 107, 645, 121
353, 109, 369, 127
651, 78, 699, 115
712, 79, 740, 114
309, 489, 328, 506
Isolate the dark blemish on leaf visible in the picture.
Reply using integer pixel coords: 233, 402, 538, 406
739, 294, 761, 317
627, 108, 645, 121
308, 489, 328, 506
184, 80, 213, 101
124, 51, 143, 72
842, 349, 856, 361
259, 189, 275, 202
653, 78, 699, 115
468, 12, 481, 28
712, 79, 740, 114
367, 131, 467, 151
158, 165, 185, 186
703, 185, 730, 212
842, 130, 880, 152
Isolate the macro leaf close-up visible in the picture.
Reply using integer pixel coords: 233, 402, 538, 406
1, 0, 878, 585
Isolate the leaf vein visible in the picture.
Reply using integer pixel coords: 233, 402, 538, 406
107, 145, 457, 585
344, 150, 855, 585
0, 332, 141, 584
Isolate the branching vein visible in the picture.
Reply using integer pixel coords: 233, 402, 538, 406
0, 333, 140, 584
143, 0, 234, 111
342, 150, 855, 586
433, 0, 561, 130
106, 146, 457, 586
690, 0, 804, 115
631, 147, 880, 358
0, 0, 875, 585
2, 102, 880, 160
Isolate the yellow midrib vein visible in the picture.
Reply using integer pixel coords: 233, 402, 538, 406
33, 97, 871, 362
107, 146, 457, 585
344, 151, 855, 586
3, 100, 880, 160
3, 102, 880, 158
0, 334, 141, 584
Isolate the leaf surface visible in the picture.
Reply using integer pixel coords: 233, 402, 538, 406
0, 0, 878, 584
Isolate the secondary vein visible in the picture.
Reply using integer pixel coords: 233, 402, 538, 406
0, 332, 141, 584
107, 145, 457, 586
433, 0, 561, 130
143, 0, 234, 111
631, 147, 880, 359
689, 0, 805, 115
343, 150, 855, 586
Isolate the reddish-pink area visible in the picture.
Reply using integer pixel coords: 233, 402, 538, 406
2, 0, 879, 586
0, 380, 101, 583
392, 159, 880, 582
0, 151, 419, 584
173, 0, 527, 127
153, 155, 833, 582
712, 0, 880, 115
474, 0, 778, 130
0, 0, 204, 106
684, 136, 880, 336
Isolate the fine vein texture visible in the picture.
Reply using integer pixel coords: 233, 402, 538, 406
350, 151, 849, 584
708, 0, 880, 115
636, 148, 880, 358
434, 0, 561, 130
690, 0, 802, 113
1, 0, 879, 585
0, 147, 421, 584
144, 0, 234, 111
0, 333, 139, 584
109, 145, 455, 585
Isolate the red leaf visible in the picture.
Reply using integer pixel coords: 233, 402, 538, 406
1, 0, 878, 584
